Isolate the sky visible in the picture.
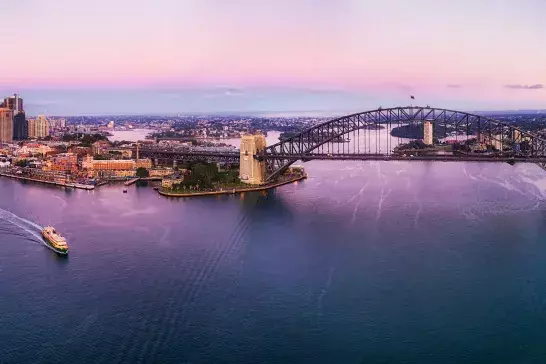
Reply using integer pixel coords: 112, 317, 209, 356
1, 0, 545, 115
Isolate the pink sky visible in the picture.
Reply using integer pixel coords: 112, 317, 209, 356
1, 0, 544, 113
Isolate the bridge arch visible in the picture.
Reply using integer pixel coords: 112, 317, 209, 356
260, 106, 546, 181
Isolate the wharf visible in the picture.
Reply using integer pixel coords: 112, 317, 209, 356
124, 177, 161, 186
124, 178, 140, 186
0, 172, 95, 190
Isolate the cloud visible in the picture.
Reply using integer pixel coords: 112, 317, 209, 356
504, 84, 544, 90
221, 88, 245, 97
159, 87, 246, 100
204, 87, 245, 99
447, 84, 462, 88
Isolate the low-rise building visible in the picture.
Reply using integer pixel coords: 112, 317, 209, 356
92, 141, 111, 156
149, 168, 174, 177
107, 149, 133, 158
135, 159, 152, 169
162, 174, 184, 189
17, 143, 54, 157
44, 153, 78, 174
83, 156, 134, 170
82, 156, 153, 178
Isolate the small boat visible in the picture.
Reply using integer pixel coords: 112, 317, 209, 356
123, 188, 128, 193
41, 226, 69, 255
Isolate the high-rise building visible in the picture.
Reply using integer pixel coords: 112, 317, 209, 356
13, 112, 28, 140
28, 118, 36, 138
3, 94, 24, 114
423, 121, 433, 145
32, 115, 50, 139
239, 134, 266, 184
0, 108, 14, 143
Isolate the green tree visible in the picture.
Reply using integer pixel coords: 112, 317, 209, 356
136, 167, 149, 178
15, 159, 27, 167
191, 163, 217, 188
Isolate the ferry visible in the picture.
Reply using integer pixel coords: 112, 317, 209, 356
41, 226, 69, 255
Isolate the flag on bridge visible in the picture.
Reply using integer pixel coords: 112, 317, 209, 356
410, 95, 415, 100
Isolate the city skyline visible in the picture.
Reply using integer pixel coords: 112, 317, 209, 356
1, 0, 545, 114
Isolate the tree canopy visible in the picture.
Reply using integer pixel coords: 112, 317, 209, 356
136, 167, 149, 178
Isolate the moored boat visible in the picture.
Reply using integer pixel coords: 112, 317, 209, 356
41, 226, 69, 254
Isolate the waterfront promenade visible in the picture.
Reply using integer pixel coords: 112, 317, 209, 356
0, 171, 95, 190
158, 174, 306, 198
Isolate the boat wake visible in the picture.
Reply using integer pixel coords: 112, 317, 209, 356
0, 207, 44, 245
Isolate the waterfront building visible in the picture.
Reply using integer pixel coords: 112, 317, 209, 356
149, 168, 175, 178
423, 121, 433, 145
107, 121, 115, 129
2, 94, 24, 114
44, 153, 78, 174
161, 173, 185, 189
83, 156, 152, 172
0, 108, 14, 143
239, 134, 266, 185
13, 112, 28, 140
135, 159, 152, 169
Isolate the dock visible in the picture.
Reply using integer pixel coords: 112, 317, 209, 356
124, 178, 141, 186
0, 172, 95, 190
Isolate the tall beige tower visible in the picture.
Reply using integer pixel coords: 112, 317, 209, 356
239, 134, 267, 185
34, 115, 50, 139
28, 118, 36, 138
0, 108, 14, 143
423, 121, 433, 145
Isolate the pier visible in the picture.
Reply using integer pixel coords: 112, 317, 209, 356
0, 172, 95, 190
124, 178, 140, 186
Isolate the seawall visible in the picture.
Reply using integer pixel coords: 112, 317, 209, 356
158, 175, 306, 198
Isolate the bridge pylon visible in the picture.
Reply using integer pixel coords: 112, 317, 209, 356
239, 134, 266, 184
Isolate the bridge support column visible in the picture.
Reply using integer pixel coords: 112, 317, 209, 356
239, 134, 266, 184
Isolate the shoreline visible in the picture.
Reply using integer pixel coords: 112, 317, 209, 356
0, 172, 95, 190
158, 175, 307, 198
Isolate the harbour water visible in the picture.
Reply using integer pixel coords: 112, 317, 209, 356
1, 161, 546, 363
107, 129, 155, 142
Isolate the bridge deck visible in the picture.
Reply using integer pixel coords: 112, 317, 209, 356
257, 154, 546, 163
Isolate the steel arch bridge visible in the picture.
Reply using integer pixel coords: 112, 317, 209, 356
259, 106, 546, 181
